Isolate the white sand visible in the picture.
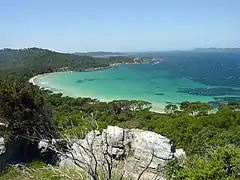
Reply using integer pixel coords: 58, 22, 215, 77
150, 109, 166, 114
29, 71, 73, 85
29, 72, 54, 85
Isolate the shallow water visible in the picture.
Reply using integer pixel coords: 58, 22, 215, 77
34, 51, 240, 112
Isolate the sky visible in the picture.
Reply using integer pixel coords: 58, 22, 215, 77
0, 0, 239, 52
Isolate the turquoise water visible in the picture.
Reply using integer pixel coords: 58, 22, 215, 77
34, 52, 240, 112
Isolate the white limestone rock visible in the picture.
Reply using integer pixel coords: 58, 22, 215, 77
102, 126, 124, 148
0, 137, 5, 155
130, 129, 172, 169
38, 139, 50, 153
58, 126, 185, 180
175, 149, 186, 158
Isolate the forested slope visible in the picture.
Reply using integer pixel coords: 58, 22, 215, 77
0, 48, 132, 81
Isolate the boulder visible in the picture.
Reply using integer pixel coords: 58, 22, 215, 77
58, 126, 185, 180
130, 129, 172, 169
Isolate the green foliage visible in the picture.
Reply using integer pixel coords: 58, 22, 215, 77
0, 82, 55, 141
179, 101, 212, 116
164, 158, 183, 180
174, 147, 240, 180
28, 161, 46, 168
0, 165, 132, 180
0, 167, 23, 180
0, 166, 87, 180
165, 104, 178, 114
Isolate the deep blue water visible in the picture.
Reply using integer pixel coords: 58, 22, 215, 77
131, 51, 240, 105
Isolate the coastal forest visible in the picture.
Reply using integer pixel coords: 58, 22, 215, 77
0, 48, 240, 179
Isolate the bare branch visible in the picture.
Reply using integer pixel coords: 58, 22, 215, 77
136, 148, 155, 180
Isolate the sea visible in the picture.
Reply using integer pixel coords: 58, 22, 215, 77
34, 51, 240, 112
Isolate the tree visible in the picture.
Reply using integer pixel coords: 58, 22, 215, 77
0, 82, 55, 141
165, 104, 178, 114
0, 81, 57, 170
179, 101, 190, 111
180, 101, 211, 116
175, 147, 240, 179
227, 101, 240, 107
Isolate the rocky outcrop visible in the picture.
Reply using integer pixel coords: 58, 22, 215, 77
0, 126, 185, 179
56, 126, 185, 180
0, 137, 5, 172
0, 123, 6, 156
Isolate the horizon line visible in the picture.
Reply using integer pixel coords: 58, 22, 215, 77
1, 46, 240, 54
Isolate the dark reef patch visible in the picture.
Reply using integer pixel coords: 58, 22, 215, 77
208, 96, 240, 107
208, 97, 240, 107
213, 96, 240, 102
177, 87, 240, 96
154, 93, 164, 96
115, 77, 125, 80
76, 78, 95, 83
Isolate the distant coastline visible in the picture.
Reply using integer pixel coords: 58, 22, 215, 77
74, 51, 126, 57
192, 48, 240, 52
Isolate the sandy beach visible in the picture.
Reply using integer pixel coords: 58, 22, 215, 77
29, 72, 60, 85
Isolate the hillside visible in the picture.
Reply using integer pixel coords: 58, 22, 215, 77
0, 48, 133, 82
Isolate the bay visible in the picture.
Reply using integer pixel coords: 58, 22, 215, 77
34, 51, 240, 112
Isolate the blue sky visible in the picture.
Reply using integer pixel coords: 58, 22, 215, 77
0, 0, 239, 52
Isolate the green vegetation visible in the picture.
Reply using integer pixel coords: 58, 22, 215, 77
1, 48, 240, 179
0, 48, 134, 82
0, 82, 55, 141
0, 162, 129, 180
0, 161, 88, 180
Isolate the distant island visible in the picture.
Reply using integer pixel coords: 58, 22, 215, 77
193, 48, 240, 52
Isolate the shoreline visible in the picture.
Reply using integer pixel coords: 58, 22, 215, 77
29, 61, 166, 114
29, 60, 155, 86
29, 71, 65, 86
